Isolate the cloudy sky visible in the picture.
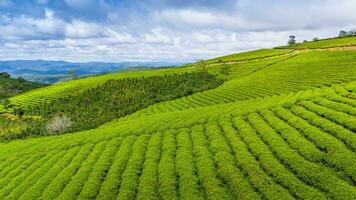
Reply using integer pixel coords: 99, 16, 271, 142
0, 0, 355, 62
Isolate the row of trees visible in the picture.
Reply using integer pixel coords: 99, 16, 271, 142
339, 30, 356, 37
288, 29, 356, 45
0, 72, 11, 79
0, 72, 27, 82
288, 36, 319, 45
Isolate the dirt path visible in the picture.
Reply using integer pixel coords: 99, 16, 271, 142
321, 45, 356, 51
278, 44, 356, 52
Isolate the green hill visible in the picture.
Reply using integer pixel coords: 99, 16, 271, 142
0, 73, 45, 113
0, 36, 356, 199
0, 73, 45, 99
7, 67, 192, 110
276, 36, 356, 49
23, 72, 223, 135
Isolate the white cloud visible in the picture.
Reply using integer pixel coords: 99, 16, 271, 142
65, 20, 105, 38
153, 9, 246, 31
1, 1, 356, 62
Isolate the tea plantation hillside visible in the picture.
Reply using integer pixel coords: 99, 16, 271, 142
0, 81, 355, 199
0, 36, 356, 199
5, 49, 293, 112
128, 50, 356, 118
0, 73, 45, 113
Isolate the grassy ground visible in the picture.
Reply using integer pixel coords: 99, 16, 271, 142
0, 36, 355, 199
276, 36, 356, 49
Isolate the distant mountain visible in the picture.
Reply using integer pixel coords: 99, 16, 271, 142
0, 60, 187, 83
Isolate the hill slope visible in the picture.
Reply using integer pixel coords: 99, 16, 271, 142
0, 73, 45, 113
0, 36, 356, 199
276, 36, 356, 49
0, 81, 355, 199
128, 50, 356, 118
8, 67, 192, 110
0, 73, 45, 99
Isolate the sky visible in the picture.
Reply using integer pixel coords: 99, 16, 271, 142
0, 0, 355, 62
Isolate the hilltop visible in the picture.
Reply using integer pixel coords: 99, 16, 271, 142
0, 36, 355, 199
276, 35, 356, 49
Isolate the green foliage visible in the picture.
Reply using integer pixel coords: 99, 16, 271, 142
220, 62, 231, 79
0, 39, 356, 200
23, 72, 223, 134
288, 35, 296, 45
96, 136, 136, 200
8, 67, 192, 110
157, 130, 178, 200
0, 114, 44, 141
0, 81, 355, 199
339, 30, 356, 37
0, 73, 45, 99
129, 50, 356, 118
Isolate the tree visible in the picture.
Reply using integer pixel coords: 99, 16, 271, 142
0, 72, 11, 79
348, 30, 356, 36
196, 59, 207, 72
338, 29, 356, 37
13, 108, 25, 118
303, 40, 308, 43
46, 115, 72, 134
288, 35, 296, 45
339, 30, 348, 37
220, 62, 231, 79
16, 77, 25, 83
313, 37, 319, 42
0, 98, 11, 108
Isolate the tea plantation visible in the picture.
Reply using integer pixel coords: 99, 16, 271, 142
0, 36, 355, 199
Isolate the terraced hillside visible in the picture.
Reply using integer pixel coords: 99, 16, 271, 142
0, 81, 355, 199
0, 36, 356, 199
128, 50, 356, 118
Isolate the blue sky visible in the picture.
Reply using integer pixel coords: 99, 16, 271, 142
0, 0, 355, 62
